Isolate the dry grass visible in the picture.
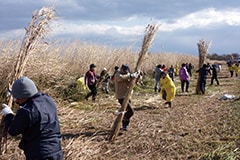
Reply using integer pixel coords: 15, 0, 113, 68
0, 42, 239, 159
0, 38, 198, 83
0, 38, 199, 105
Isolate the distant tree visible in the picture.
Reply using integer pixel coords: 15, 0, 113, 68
231, 53, 240, 59
207, 53, 239, 61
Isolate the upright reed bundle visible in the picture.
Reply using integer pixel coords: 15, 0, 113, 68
0, 6, 55, 155
195, 39, 211, 94
108, 24, 159, 141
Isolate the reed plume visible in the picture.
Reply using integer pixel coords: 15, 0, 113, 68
195, 39, 211, 94
0, 5, 56, 155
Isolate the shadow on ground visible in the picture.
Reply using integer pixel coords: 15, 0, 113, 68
134, 105, 158, 111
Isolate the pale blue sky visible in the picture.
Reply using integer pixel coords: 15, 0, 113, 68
1, 0, 240, 55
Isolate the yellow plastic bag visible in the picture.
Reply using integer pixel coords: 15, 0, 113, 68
77, 77, 87, 91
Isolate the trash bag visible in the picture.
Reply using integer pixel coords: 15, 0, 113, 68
77, 77, 87, 91
220, 94, 235, 100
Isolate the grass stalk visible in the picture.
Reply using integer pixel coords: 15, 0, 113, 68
0, 5, 55, 155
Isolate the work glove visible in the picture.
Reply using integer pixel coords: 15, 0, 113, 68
6, 89, 11, 98
130, 71, 140, 79
1, 104, 13, 116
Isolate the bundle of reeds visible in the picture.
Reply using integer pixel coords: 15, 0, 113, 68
0, 6, 55, 155
108, 24, 159, 141
195, 39, 211, 94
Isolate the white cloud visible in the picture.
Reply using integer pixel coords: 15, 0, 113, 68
52, 7, 240, 38
0, 29, 24, 40
51, 20, 144, 36
1, 1, 240, 54
158, 8, 240, 32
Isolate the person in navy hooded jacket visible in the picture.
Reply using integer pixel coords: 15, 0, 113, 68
1, 76, 63, 160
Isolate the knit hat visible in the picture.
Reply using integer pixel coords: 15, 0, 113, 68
120, 64, 130, 73
12, 76, 38, 99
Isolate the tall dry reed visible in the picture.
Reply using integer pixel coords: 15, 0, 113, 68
108, 24, 159, 141
195, 39, 211, 94
0, 5, 56, 155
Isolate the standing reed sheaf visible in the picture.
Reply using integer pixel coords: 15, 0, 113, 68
108, 24, 159, 141
0, 6, 56, 155
195, 39, 211, 94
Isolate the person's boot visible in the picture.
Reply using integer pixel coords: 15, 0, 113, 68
164, 102, 172, 108
168, 102, 172, 108
122, 119, 129, 131
122, 121, 128, 131
154, 87, 157, 92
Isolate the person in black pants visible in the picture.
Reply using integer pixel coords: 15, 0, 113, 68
196, 64, 210, 94
179, 63, 190, 92
114, 64, 139, 131
85, 63, 100, 102
210, 64, 220, 85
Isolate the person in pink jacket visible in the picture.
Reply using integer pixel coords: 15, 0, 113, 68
179, 63, 190, 92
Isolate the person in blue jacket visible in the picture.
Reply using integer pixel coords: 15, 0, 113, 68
153, 64, 162, 92
1, 76, 63, 160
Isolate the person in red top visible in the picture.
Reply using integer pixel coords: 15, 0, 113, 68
85, 64, 100, 102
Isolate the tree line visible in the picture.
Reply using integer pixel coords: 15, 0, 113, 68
207, 53, 240, 61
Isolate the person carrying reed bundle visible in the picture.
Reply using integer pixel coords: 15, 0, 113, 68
114, 64, 140, 131
1, 76, 63, 160
109, 24, 159, 141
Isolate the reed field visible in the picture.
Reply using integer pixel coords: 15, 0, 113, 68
0, 38, 239, 160
0, 38, 198, 97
